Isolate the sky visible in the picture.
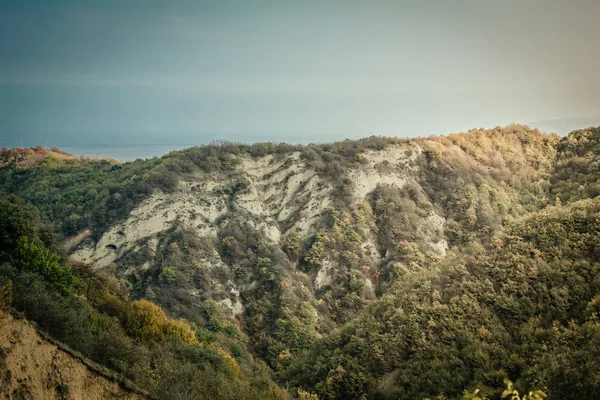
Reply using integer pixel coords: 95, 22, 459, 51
1, 0, 600, 148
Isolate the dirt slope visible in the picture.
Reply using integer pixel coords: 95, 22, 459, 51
0, 311, 147, 400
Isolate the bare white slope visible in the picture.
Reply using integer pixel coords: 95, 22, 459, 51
71, 143, 445, 283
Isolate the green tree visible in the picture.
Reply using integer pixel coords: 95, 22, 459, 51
11, 236, 72, 294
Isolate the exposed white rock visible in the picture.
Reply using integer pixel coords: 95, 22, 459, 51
218, 281, 244, 315
424, 210, 448, 256
361, 234, 381, 266
71, 186, 229, 268
360, 144, 421, 167
71, 144, 429, 274
219, 297, 244, 316
239, 152, 332, 239
349, 144, 422, 201
315, 260, 334, 289
63, 229, 91, 252
350, 170, 408, 200
363, 278, 376, 299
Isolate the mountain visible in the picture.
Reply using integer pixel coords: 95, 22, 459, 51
1, 124, 599, 399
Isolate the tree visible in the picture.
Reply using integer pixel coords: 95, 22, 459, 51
11, 236, 72, 294
125, 299, 196, 345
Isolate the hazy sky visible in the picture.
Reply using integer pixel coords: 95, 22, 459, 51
1, 0, 600, 147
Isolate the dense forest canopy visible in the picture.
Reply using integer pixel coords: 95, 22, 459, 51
1, 124, 599, 399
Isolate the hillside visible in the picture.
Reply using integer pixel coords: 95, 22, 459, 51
1, 124, 599, 399
0, 310, 147, 400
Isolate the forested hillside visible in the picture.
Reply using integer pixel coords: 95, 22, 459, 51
1, 125, 599, 399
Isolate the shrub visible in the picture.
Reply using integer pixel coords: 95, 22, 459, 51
11, 237, 72, 295
0, 279, 11, 310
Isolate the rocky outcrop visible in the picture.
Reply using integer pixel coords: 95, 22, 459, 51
68, 142, 444, 317
71, 144, 425, 264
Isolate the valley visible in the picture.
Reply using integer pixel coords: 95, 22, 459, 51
1, 125, 599, 399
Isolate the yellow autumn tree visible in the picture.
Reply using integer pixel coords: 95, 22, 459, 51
126, 299, 196, 345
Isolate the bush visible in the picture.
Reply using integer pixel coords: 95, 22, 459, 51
11, 237, 72, 295
0, 278, 11, 310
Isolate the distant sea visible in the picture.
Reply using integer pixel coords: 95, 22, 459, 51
58, 144, 193, 162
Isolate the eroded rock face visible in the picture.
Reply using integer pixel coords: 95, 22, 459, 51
72, 145, 427, 258
68, 143, 448, 319
349, 145, 421, 201
0, 311, 147, 400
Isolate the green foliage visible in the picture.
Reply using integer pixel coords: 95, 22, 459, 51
11, 237, 72, 295
463, 388, 488, 400
0, 194, 56, 257
288, 194, 600, 399
417, 125, 558, 246
300, 136, 407, 184
0, 199, 288, 400
501, 379, 547, 400
122, 299, 196, 345
464, 380, 547, 400
158, 266, 177, 284
519, 314, 600, 400
0, 279, 11, 310
551, 127, 600, 204
281, 231, 303, 261
297, 389, 320, 400
304, 207, 376, 322
3, 126, 600, 400
0, 155, 161, 238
